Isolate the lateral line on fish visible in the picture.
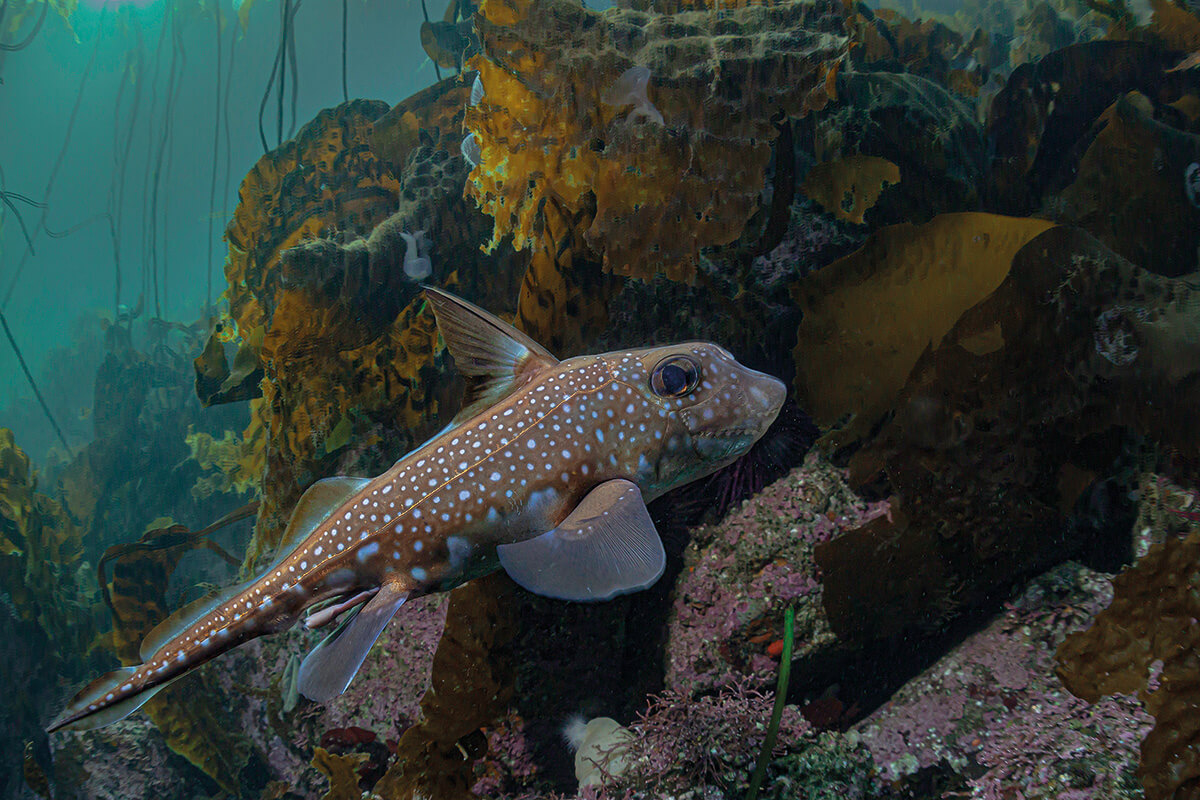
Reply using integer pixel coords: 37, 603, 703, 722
48, 287, 789, 735
314, 368, 628, 566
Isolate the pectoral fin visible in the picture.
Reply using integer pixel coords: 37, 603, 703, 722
496, 479, 665, 602
296, 581, 408, 703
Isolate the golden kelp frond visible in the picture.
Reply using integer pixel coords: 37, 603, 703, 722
791, 213, 1054, 448
1057, 530, 1200, 800
98, 513, 249, 657
221, 101, 461, 569
183, 408, 265, 500
242, 294, 450, 571
801, 156, 901, 225
466, 0, 848, 283
311, 747, 369, 800
370, 79, 473, 169
97, 511, 258, 794
0, 428, 91, 646
224, 99, 402, 339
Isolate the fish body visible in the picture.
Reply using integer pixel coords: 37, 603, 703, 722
49, 288, 785, 733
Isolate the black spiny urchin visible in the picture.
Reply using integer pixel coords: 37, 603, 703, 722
664, 398, 818, 528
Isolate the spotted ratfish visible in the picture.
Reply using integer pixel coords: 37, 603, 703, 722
49, 287, 785, 733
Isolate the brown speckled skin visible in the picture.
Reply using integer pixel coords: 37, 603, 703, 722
53, 341, 783, 731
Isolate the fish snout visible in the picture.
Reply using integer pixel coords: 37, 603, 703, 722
743, 371, 787, 431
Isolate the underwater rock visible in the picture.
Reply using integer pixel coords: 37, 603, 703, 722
1040, 91, 1200, 279
465, 0, 848, 283
1057, 475, 1200, 800
612, 681, 812, 796
49, 719, 193, 800
986, 40, 1183, 216
665, 452, 889, 698
810, 71, 986, 226
816, 225, 1200, 647
857, 562, 1150, 798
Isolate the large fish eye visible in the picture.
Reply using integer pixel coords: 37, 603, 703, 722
650, 355, 701, 398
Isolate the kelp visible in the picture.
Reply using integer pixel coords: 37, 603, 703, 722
0, 428, 93, 650
97, 509, 262, 794
374, 574, 516, 800
182, 406, 266, 500
466, 0, 847, 283
791, 212, 1054, 449
801, 156, 900, 226
311, 746, 369, 800
817, 226, 1200, 645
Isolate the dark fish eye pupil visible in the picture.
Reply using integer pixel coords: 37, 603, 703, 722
662, 364, 687, 394
651, 357, 699, 397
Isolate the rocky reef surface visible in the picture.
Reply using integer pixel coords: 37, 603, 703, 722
13, 0, 1200, 794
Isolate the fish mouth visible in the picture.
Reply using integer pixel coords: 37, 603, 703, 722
693, 429, 759, 462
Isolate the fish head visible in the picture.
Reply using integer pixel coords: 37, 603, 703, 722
600, 342, 787, 500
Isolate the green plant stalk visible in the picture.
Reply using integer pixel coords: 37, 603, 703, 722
746, 605, 796, 800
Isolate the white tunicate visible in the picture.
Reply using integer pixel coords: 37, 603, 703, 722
401, 231, 433, 280
602, 66, 651, 107
461, 132, 481, 167
1186, 162, 1200, 209
601, 65, 664, 126
470, 74, 485, 106
567, 717, 634, 787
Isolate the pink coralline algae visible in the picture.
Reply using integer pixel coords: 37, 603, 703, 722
49, 718, 189, 800
620, 680, 811, 795
665, 452, 890, 696
854, 562, 1151, 798
215, 592, 447, 792
472, 712, 542, 796
751, 199, 865, 289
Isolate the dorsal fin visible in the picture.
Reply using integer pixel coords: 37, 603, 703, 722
139, 578, 255, 661
423, 286, 558, 422
273, 476, 372, 564
139, 475, 370, 662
